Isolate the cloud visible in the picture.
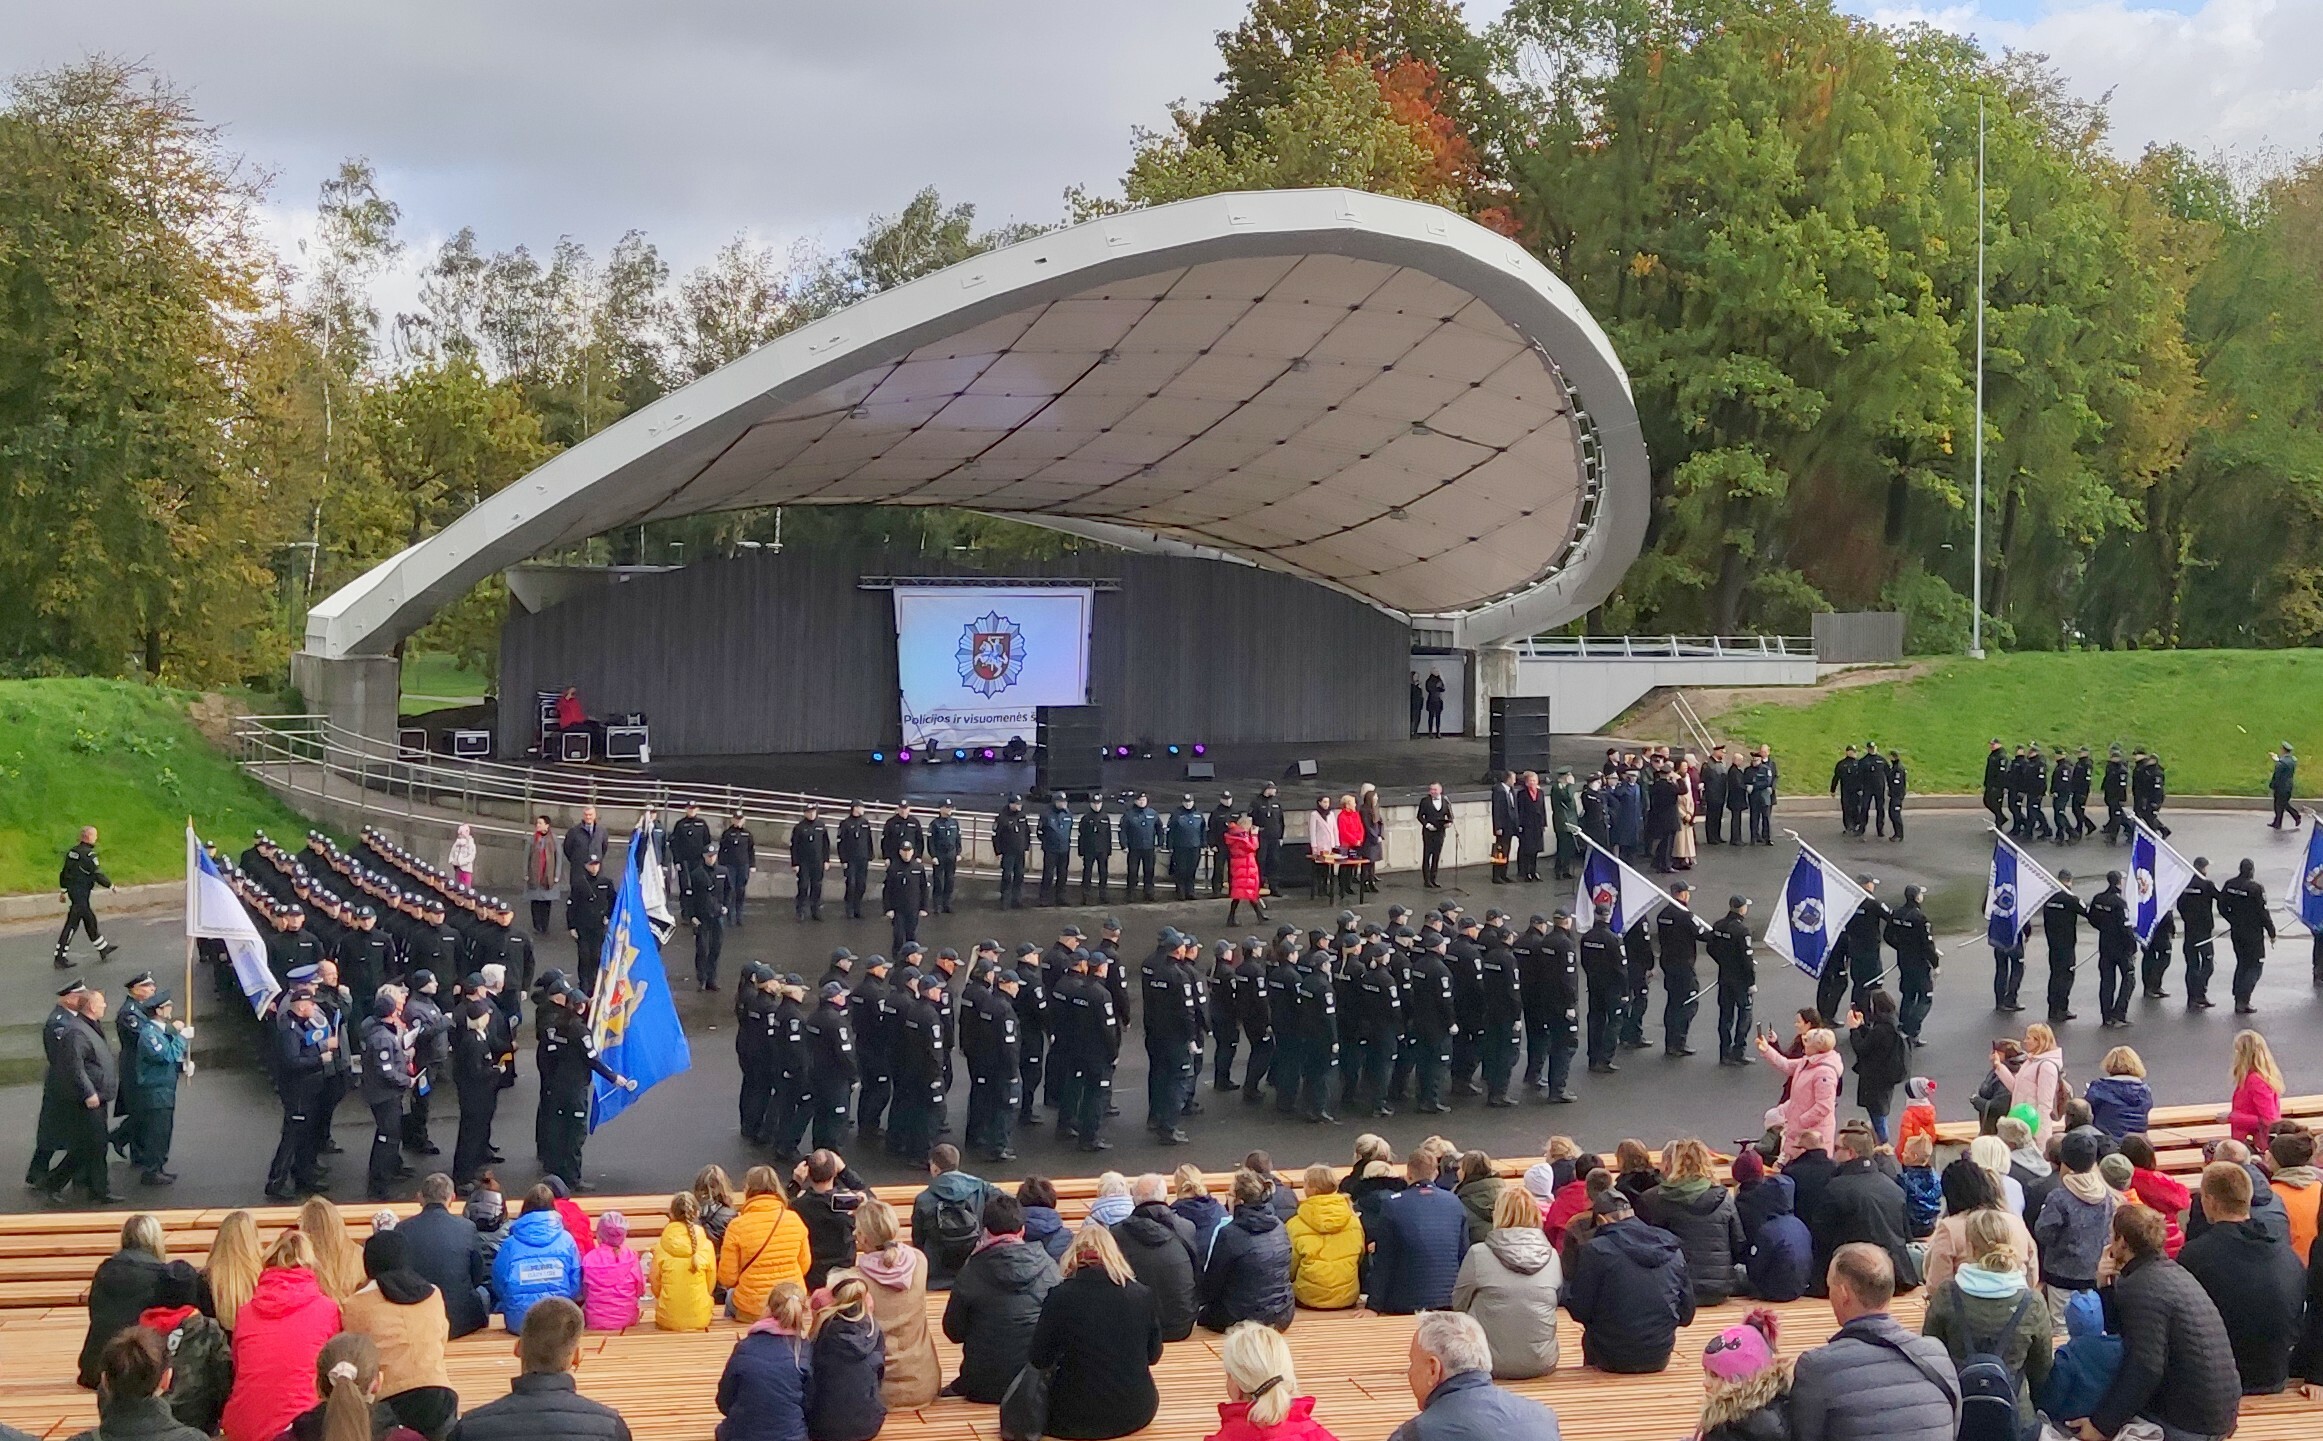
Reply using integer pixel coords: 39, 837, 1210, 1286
3, 0, 2313, 294
1868, 0, 2323, 163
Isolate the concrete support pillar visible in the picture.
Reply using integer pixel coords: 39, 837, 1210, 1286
290, 651, 401, 746
1470, 644, 1519, 734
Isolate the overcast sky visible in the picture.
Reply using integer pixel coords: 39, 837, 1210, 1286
5, 0, 2318, 295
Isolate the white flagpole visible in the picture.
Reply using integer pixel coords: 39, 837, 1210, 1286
1970, 93, 1988, 661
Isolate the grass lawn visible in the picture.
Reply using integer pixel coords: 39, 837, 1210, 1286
0, 678, 314, 893
1710, 650, 2323, 796
400, 651, 487, 709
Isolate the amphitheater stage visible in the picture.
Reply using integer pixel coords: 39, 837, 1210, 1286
3, 806, 2315, 1213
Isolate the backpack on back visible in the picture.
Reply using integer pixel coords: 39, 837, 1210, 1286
931, 1186, 983, 1274
1950, 1286, 2035, 1441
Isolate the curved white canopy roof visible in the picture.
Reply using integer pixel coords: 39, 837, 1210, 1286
305, 188, 1648, 658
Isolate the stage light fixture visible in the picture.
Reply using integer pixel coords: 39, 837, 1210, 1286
953, 749, 969, 762
1192, 743, 1207, 756
980, 747, 997, 762
1166, 744, 1182, 757
897, 747, 914, 764
1003, 736, 1028, 763
1115, 745, 1133, 758
869, 751, 887, 765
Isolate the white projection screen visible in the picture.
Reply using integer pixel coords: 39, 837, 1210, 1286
892, 586, 1094, 748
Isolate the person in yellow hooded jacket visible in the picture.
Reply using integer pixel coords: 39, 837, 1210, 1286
718, 1165, 812, 1321
647, 1191, 715, 1332
1284, 1164, 1363, 1309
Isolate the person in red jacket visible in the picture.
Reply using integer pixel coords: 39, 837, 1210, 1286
218, 1233, 343, 1441
1205, 1320, 1341, 1441
2119, 1135, 2190, 1257
1224, 816, 1266, 927
1542, 1153, 1601, 1250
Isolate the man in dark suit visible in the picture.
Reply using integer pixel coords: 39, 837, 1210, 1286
1489, 771, 1517, 884
560, 805, 605, 877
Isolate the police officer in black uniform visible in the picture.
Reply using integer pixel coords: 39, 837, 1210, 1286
450, 987, 508, 1190
882, 843, 932, 954
266, 984, 335, 1200
685, 846, 726, 991
2178, 857, 2220, 1008
1290, 935, 1339, 1123
2220, 858, 2275, 1013
2088, 870, 2137, 1027
1039, 797, 1075, 907
358, 991, 415, 1201
1579, 905, 1624, 1075
1887, 885, 1937, 1044
804, 981, 858, 1149
967, 968, 1022, 1163
993, 796, 1032, 908
1618, 916, 1656, 1050
1252, 783, 1286, 897
1404, 933, 1455, 1114
2101, 748, 2132, 843
1709, 897, 1756, 1065
1476, 923, 1524, 1104
2042, 872, 2085, 1022
889, 971, 945, 1159
1143, 932, 1202, 1143
54, 826, 120, 969
852, 955, 897, 1138
735, 962, 780, 1142
1982, 739, 2009, 830
769, 972, 812, 1159
566, 856, 612, 991
1075, 796, 1113, 905
535, 982, 633, 1188
1514, 914, 1555, 1088
836, 803, 875, 919
790, 804, 832, 922
1231, 938, 1275, 1103
1656, 882, 1705, 1057
928, 802, 963, 913
1057, 951, 1119, 1151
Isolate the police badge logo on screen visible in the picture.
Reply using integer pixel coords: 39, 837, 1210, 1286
957, 611, 1027, 697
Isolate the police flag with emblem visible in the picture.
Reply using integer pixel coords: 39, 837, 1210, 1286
1764, 837, 1871, 978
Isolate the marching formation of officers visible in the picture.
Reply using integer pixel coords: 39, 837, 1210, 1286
713, 887, 1766, 1169
1977, 738, 2172, 844
1999, 855, 2282, 1025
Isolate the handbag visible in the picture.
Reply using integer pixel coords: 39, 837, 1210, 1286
998, 1361, 1053, 1441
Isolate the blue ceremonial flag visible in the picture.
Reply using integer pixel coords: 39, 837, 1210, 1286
1574, 834, 1671, 933
1764, 841, 1870, 979
1986, 831, 2063, 950
588, 833, 692, 1131
2301, 821, 2323, 931
2128, 818, 2195, 946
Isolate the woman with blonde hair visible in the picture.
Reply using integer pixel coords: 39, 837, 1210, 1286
1965, 1133, 2028, 1218
715, 1281, 813, 1441
296, 1197, 365, 1303
2005, 1022, 2067, 1145
218, 1233, 342, 1441
830, 1195, 939, 1408
1204, 1320, 1339, 1441
1028, 1224, 1163, 1439
2227, 1028, 2286, 1148
1285, 1162, 1362, 1310
203, 1209, 265, 1333
1451, 1184, 1561, 1379
78, 1214, 170, 1391
1173, 1162, 1227, 1251
692, 1162, 739, 1251
1640, 1138, 1748, 1307
806, 1275, 886, 1441
2085, 1045, 2153, 1139
1920, 1209, 2053, 1432
719, 1164, 811, 1323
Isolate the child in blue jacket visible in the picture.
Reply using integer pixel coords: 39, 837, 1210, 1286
2038, 1289, 2123, 1425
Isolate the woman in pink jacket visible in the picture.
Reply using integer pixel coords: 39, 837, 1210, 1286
1755, 1027, 1842, 1161
579, 1210, 644, 1330
2226, 1028, 2286, 1148
218, 1233, 342, 1441
2004, 1023, 2067, 1146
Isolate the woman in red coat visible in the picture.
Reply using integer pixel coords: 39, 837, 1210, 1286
219, 1233, 343, 1441
1224, 816, 1266, 925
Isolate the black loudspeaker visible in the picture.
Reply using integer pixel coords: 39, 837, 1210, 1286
1183, 762, 1216, 781
1036, 705, 1105, 794
1488, 696, 1553, 778
1285, 758, 1319, 779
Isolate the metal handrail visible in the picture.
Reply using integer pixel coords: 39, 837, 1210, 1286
229, 715, 1004, 867
1514, 634, 1815, 660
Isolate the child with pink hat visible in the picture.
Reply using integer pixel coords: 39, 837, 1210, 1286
1693, 1308, 1791, 1440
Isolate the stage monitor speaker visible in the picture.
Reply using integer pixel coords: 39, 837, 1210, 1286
1183, 762, 1216, 781
604, 725, 649, 762
450, 729, 492, 759
1035, 704, 1105, 793
1488, 696, 1553, 778
1282, 758, 1320, 780
559, 730, 592, 762
397, 728, 428, 759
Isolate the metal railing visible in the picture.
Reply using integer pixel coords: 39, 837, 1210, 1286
228, 715, 1003, 867
1514, 634, 1815, 660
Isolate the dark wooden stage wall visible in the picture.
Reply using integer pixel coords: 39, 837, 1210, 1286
497, 550, 1409, 756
